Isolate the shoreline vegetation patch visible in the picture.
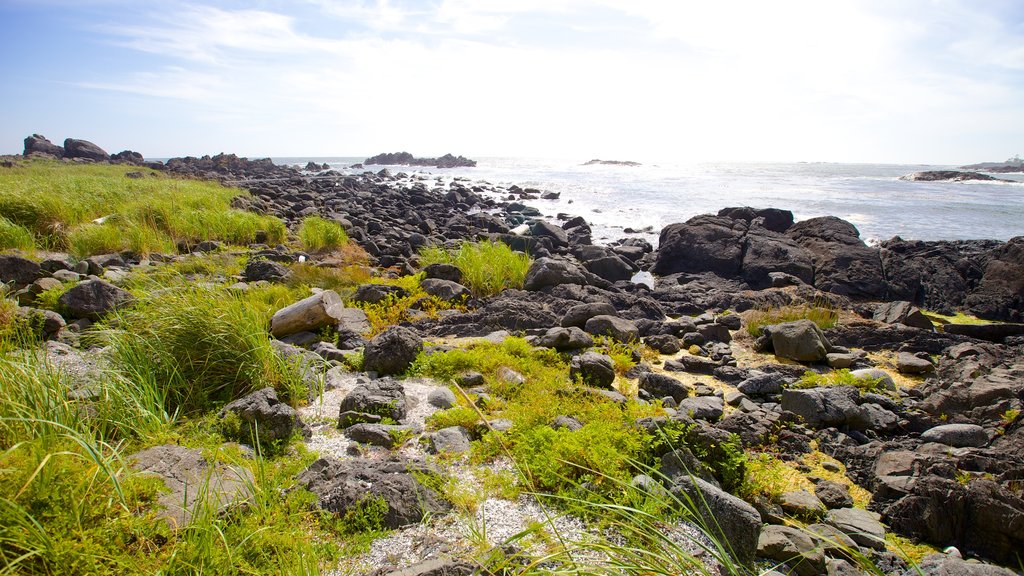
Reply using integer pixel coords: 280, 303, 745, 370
0, 159, 286, 255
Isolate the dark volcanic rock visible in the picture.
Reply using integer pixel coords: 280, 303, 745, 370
364, 151, 476, 168
298, 457, 449, 529
23, 134, 64, 157
873, 301, 934, 330
569, 351, 616, 388
900, 170, 1010, 182
879, 238, 997, 315
363, 326, 423, 376
786, 216, 886, 299
63, 138, 109, 161
0, 254, 41, 286
218, 387, 307, 445
963, 237, 1024, 321
717, 206, 794, 233
339, 377, 407, 422
654, 215, 746, 277
58, 279, 134, 320
243, 259, 291, 282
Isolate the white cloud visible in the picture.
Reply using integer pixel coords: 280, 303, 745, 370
68, 0, 1024, 161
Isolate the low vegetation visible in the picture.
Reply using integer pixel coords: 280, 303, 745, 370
298, 216, 349, 252
745, 303, 838, 337
418, 239, 531, 296
792, 368, 886, 394
0, 159, 286, 255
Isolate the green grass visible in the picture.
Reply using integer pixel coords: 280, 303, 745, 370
922, 310, 994, 326
792, 368, 885, 393
746, 303, 838, 337
353, 274, 465, 335
0, 159, 286, 256
96, 284, 305, 415
0, 216, 34, 251
298, 216, 349, 252
418, 239, 531, 297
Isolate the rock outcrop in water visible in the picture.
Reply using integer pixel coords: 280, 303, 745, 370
363, 151, 476, 168
583, 159, 641, 167
899, 170, 1011, 182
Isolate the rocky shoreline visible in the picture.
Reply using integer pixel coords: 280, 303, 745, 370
5, 136, 1024, 575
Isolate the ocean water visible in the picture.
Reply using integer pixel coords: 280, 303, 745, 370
273, 157, 1024, 247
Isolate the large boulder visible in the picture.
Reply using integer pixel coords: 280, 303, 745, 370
561, 302, 616, 328
963, 237, 1024, 321
218, 387, 307, 445
0, 254, 41, 286
670, 476, 762, 564
583, 314, 639, 342
523, 257, 590, 290
654, 215, 746, 277
23, 134, 64, 157
58, 278, 134, 319
912, 553, 1020, 576
781, 386, 860, 428
363, 326, 423, 376
297, 457, 449, 529
584, 254, 635, 283
130, 444, 253, 529
242, 259, 291, 282
766, 320, 831, 362
638, 372, 690, 403
786, 216, 886, 299
63, 138, 110, 161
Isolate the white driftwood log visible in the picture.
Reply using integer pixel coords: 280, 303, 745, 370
270, 290, 345, 337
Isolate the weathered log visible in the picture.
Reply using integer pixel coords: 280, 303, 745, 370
270, 290, 345, 338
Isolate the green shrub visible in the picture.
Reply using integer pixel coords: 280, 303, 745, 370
418, 239, 531, 296
746, 303, 838, 337
298, 216, 349, 251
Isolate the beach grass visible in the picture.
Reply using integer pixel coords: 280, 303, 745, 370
0, 159, 286, 255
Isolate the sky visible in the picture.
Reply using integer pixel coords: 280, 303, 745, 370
1, 0, 1022, 163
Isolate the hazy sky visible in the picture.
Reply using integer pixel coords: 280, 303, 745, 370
2, 0, 1022, 163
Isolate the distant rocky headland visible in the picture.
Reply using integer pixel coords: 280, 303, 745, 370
583, 159, 641, 167
960, 155, 1024, 173
362, 151, 476, 168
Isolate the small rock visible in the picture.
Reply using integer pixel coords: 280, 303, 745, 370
427, 387, 458, 409
897, 352, 935, 374
363, 326, 423, 376
569, 352, 616, 388
778, 490, 826, 521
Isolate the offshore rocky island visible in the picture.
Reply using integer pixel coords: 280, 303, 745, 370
2, 135, 1023, 576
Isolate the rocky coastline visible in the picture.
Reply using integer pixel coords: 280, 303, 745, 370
4, 136, 1024, 575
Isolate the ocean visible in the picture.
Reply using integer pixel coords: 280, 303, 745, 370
271, 157, 1024, 247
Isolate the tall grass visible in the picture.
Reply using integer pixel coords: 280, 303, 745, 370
418, 240, 531, 296
0, 159, 286, 255
98, 285, 304, 414
0, 216, 34, 251
297, 216, 349, 252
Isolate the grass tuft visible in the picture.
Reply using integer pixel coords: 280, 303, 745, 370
298, 216, 349, 252
746, 303, 838, 337
418, 239, 532, 297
